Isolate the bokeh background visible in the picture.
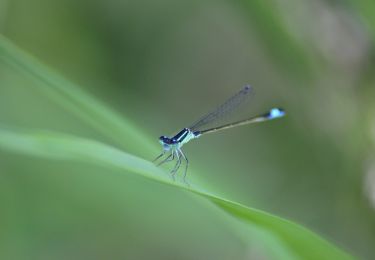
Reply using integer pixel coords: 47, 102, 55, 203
1, 0, 375, 259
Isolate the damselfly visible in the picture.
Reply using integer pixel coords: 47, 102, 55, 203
154, 85, 285, 182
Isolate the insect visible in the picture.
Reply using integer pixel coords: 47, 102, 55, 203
154, 85, 285, 182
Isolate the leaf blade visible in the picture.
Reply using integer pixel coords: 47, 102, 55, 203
0, 34, 156, 156
0, 127, 353, 260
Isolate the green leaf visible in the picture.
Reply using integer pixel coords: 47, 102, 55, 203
0, 34, 156, 156
0, 128, 353, 260
0, 34, 352, 259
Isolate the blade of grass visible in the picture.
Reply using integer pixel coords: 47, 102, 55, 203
0, 127, 353, 260
0, 34, 156, 157
0, 34, 353, 258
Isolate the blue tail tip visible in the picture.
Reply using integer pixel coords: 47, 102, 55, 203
268, 108, 285, 119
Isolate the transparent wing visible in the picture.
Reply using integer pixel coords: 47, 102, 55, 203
189, 85, 254, 131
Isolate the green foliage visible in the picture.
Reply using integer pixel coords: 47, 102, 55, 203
0, 35, 352, 259
0, 35, 154, 156
348, 0, 375, 41
237, 0, 314, 80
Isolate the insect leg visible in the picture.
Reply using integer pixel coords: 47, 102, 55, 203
157, 152, 174, 166
171, 150, 181, 180
153, 151, 166, 162
179, 149, 189, 185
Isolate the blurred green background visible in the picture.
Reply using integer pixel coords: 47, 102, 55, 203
1, 0, 375, 259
